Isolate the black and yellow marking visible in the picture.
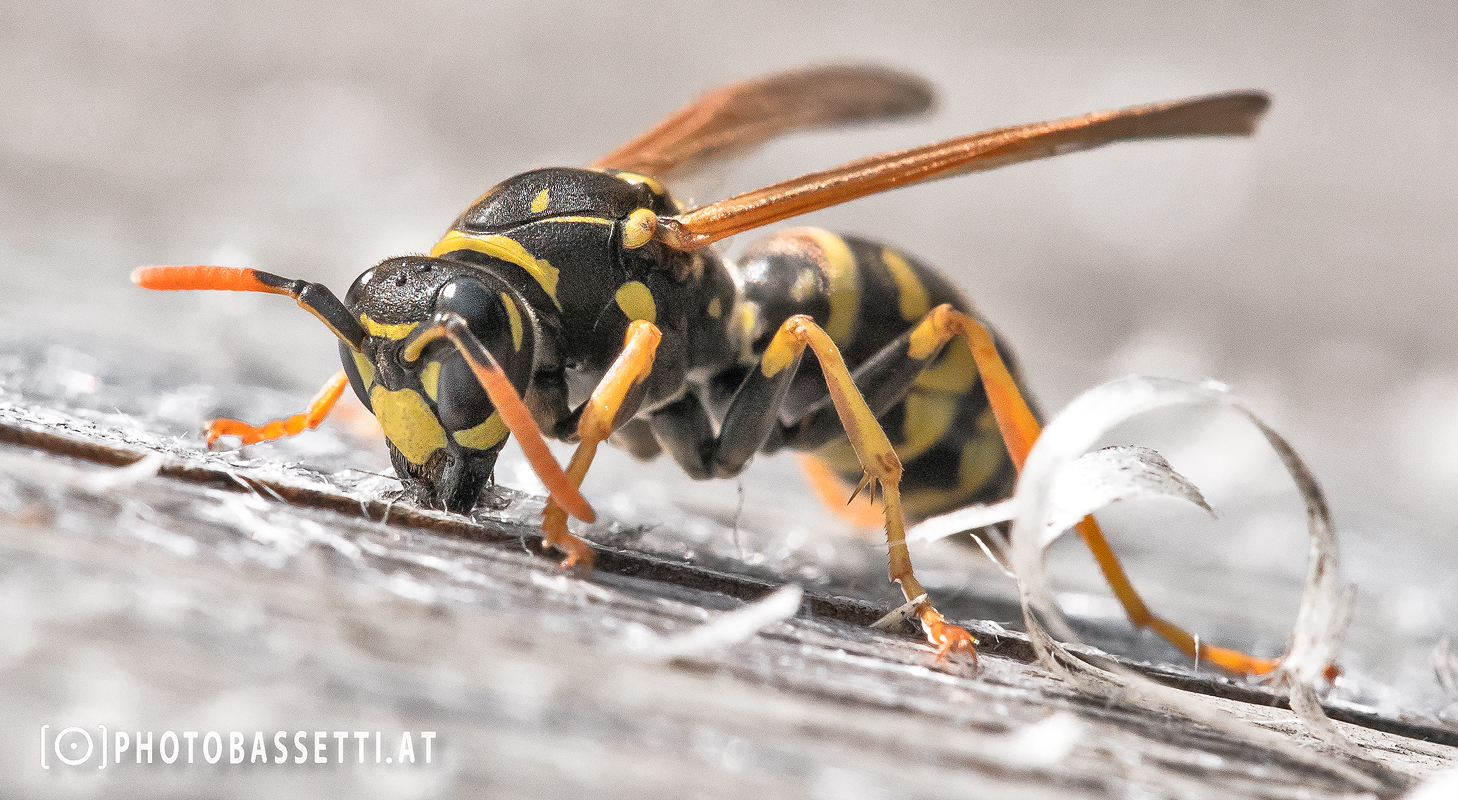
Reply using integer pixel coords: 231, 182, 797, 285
370, 385, 448, 465
351, 351, 376, 390
431, 231, 562, 309
420, 361, 442, 401
734, 227, 1015, 521
499, 292, 525, 351
614, 281, 656, 323
453, 411, 508, 450
798, 228, 860, 346
360, 312, 419, 340
622, 208, 658, 249
880, 247, 931, 322
603, 169, 668, 196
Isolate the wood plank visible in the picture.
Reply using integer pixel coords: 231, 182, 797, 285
0, 361, 1453, 797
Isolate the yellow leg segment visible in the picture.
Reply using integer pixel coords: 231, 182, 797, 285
205, 370, 350, 447
766, 315, 977, 660
540, 321, 662, 570
910, 304, 1286, 677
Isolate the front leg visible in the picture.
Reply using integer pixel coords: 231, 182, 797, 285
539, 320, 662, 569
203, 370, 351, 447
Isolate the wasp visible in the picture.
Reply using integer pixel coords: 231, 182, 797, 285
135, 65, 1273, 670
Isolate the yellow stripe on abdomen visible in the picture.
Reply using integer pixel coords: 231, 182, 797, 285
900, 407, 1007, 520
798, 228, 860, 347
880, 247, 930, 322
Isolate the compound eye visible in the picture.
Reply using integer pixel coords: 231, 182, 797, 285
437, 278, 510, 350
434, 275, 535, 392
344, 267, 375, 307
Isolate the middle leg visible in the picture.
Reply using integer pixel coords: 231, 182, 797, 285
675, 314, 978, 659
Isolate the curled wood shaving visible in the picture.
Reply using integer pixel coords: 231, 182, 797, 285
908, 445, 1212, 547
1005, 376, 1399, 791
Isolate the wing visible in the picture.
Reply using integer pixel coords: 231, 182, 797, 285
589, 64, 934, 178
653, 91, 1271, 250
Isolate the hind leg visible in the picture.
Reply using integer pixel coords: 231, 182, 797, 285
907, 304, 1285, 676
700, 296, 1291, 675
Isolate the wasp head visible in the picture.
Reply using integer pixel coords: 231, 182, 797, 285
341, 255, 539, 511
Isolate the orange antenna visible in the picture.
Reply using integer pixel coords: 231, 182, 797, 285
132, 265, 366, 350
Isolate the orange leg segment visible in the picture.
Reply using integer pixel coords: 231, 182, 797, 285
911, 304, 1291, 677
538, 320, 663, 570
766, 315, 977, 662
205, 370, 350, 447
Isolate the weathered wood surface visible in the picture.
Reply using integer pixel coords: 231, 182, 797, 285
0, 345, 1454, 798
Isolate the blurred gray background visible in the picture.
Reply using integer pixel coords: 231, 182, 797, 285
2, 2, 1456, 709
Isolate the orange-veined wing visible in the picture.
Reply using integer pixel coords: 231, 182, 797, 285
653, 90, 1270, 250
589, 64, 934, 178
